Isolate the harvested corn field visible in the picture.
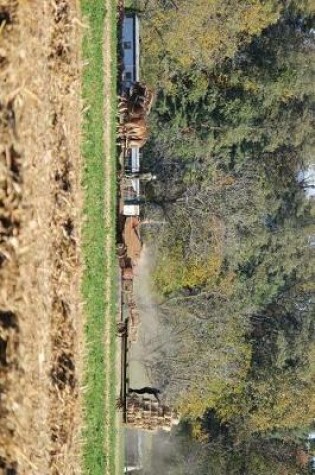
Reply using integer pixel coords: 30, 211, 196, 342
0, 0, 83, 473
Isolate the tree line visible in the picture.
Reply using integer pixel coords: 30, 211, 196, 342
132, 0, 315, 472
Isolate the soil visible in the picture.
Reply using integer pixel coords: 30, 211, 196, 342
125, 245, 170, 472
123, 217, 142, 264
129, 245, 166, 392
0, 1, 83, 474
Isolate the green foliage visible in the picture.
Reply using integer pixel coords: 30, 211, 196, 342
149, 420, 306, 475
153, 244, 223, 295
141, 0, 315, 449
141, 0, 282, 86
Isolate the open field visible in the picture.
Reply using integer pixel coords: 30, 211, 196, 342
0, 0, 119, 473
0, 0, 83, 473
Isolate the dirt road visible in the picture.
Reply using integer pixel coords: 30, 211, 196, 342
0, 1, 83, 473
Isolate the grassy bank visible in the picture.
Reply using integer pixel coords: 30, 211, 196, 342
80, 0, 117, 473
107, 3, 118, 473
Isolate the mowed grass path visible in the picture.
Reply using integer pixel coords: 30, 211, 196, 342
81, 1, 117, 473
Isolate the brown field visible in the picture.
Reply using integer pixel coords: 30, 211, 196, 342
0, 0, 84, 473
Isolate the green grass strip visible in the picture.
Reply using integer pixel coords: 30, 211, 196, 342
105, 2, 118, 474
107, 3, 119, 474
81, 0, 117, 473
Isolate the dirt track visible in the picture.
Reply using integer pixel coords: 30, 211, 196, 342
0, 1, 83, 473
